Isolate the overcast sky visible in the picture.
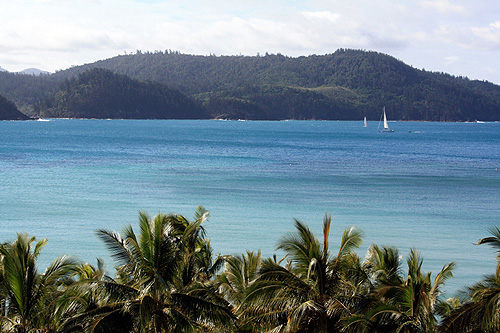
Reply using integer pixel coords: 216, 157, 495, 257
1, 0, 499, 84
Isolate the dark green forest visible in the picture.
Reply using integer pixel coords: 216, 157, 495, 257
0, 71, 59, 115
0, 94, 31, 120
1, 49, 500, 120
1, 206, 500, 332
34, 68, 205, 119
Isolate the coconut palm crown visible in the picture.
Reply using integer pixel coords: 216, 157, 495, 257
84, 206, 236, 332
239, 214, 364, 332
0, 233, 77, 332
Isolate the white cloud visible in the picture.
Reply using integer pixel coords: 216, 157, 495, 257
419, 0, 466, 14
0, 0, 499, 84
444, 56, 459, 64
303, 11, 340, 23
471, 21, 500, 49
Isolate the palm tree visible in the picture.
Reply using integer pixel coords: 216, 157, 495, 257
440, 226, 500, 332
0, 232, 77, 332
55, 259, 134, 332
348, 246, 455, 332
217, 250, 263, 309
84, 206, 236, 332
215, 250, 263, 331
239, 214, 364, 332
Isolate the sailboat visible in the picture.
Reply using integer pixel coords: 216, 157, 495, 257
364, 116, 368, 127
379, 106, 394, 132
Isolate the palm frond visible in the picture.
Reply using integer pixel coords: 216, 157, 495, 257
406, 248, 423, 280
94, 279, 140, 303
477, 226, 500, 250
277, 219, 321, 270
288, 299, 327, 332
171, 292, 237, 330
430, 261, 456, 300
439, 300, 486, 332
32, 236, 47, 259
194, 205, 210, 225
364, 244, 403, 287
322, 214, 332, 255
42, 255, 79, 285
96, 229, 133, 266
137, 211, 154, 263
337, 226, 363, 261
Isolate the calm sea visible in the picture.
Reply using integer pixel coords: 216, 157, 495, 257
0, 119, 499, 294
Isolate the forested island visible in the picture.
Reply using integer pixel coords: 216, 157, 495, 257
0, 206, 499, 332
0, 94, 32, 120
1, 49, 500, 121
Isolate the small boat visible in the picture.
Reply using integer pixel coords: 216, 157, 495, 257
364, 116, 368, 127
379, 106, 394, 132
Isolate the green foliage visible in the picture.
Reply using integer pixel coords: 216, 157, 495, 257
46, 49, 500, 121
0, 210, 499, 332
2, 49, 500, 120
0, 233, 77, 332
198, 85, 361, 120
238, 215, 365, 332
85, 207, 236, 332
34, 68, 206, 119
0, 94, 31, 120
0, 71, 59, 116
440, 228, 500, 332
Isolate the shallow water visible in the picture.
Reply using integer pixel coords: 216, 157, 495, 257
1, 119, 499, 294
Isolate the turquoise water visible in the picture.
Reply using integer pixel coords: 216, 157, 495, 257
0, 119, 499, 294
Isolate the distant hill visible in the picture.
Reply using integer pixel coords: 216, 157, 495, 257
2, 49, 500, 120
51, 49, 500, 121
34, 68, 206, 119
18, 68, 51, 76
0, 67, 7, 72
0, 94, 32, 120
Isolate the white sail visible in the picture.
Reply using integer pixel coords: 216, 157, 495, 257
383, 107, 389, 130
379, 106, 394, 132
364, 116, 368, 127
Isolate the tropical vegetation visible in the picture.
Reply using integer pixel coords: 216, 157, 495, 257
34, 68, 205, 119
1, 49, 500, 120
0, 207, 498, 332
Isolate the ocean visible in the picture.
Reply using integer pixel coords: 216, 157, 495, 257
0, 119, 499, 295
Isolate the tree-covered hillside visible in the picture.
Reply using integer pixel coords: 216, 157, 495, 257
52, 49, 500, 121
0, 71, 59, 115
0, 94, 31, 120
34, 68, 206, 119
2, 49, 500, 120
200, 85, 360, 120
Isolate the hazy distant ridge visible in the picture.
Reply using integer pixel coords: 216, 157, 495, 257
18, 68, 51, 76
0, 67, 50, 75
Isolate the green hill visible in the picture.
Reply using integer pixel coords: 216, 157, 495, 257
34, 68, 206, 119
0, 94, 31, 120
2, 49, 500, 121
51, 49, 500, 121
0, 71, 59, 116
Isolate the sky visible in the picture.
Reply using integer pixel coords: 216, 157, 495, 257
1, 0, 500, 84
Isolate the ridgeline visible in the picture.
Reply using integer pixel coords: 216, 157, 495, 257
1, 49, 500, 120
